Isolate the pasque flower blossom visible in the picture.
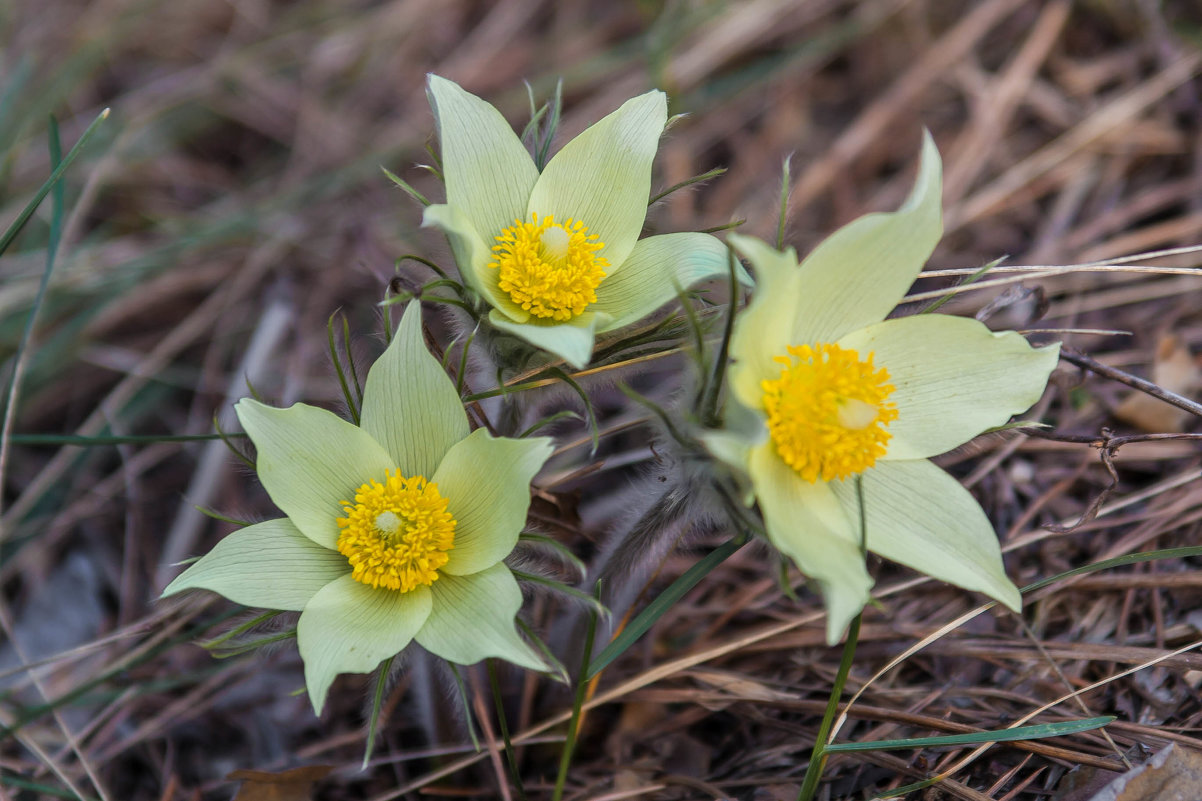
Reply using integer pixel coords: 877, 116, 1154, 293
710, 134, 1059, 643
164, 304, 553, 713
422, 74, 739, 368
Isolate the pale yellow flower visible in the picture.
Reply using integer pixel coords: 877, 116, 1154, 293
422, 74, 738, 368
164, 304, 553, 713
710, 135, 1059, 642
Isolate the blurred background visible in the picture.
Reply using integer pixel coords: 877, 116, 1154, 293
2, 1, 1201, 798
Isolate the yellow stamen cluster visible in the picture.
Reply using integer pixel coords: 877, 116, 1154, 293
336, 471, 456, 592
761, 343, 898, 483
491, 213, 608, 321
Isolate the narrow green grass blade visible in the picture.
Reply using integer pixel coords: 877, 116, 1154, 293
380, 166, 430, 206
328, 312, 360, 424
0, 773, 93, 801
519, 409, 581, 439
515, 618, 568, 683
207, 629, 296, 659
342, 314, 363, 408
776, 155, 790, 250
699, 247, 742, 427
198, 611, 282, 650
8, 433, 241, 446
362, 656, 394, 769
649, 167, 726, 206
1022, 546, 1202, 596
0, 57, 35, 163
454, 324, 479, 395
587, 538, 745, 679
547, 367, 599, 456
0, 107, 108, 257
700, 218, 745, 234
511, 570, 609, 619
447, 663, 481, 753
534, 79, 563, 172
918, 257, 1004, 314
553, 584, 600, 801
518, 532, 587, 576
823, 715, 1114, 753
487, 659, 528, 801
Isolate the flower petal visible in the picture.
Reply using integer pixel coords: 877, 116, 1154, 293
592, 233, 745, 332
427, 74, 539, 242
727, 234, 805, 412
747, 442, 873, 643
297, 575, 432, 714
361, 303, 470, 478
236, 399, 396, 550
422, 203, 529, 320
528, 91, 666, 270
415, 564, 547, 671
831, 460, 1021, 611
434, 430, 554, 576
162, 519, 348, 610
791, 130, 943, 344
488, 308, 605, 369
837, 314, 1060, 460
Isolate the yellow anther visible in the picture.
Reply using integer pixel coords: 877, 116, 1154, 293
761, 343, 898, 483
491, 213, 607, 321
336, 471, 456, 592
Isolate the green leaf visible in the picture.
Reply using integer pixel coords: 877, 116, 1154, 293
587, 538, 745, 679
362, 656, 394, 769
776, 154, 791, 250
381, 165, 430, 207
546, 366, 599, 455
554, 584, 601, 801
327, 312, 361, 424
518, 531, 587, 576
519, 409, 582, 438
825, 715, 1115, 753
918, 256, 1004, 314
1022, 546, 1202, 595
0, 107, 109, 258
649, 166, 726, 206
511, 570, 609, 619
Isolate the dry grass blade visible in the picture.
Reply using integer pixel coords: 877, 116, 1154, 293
3, 1, 1202, 798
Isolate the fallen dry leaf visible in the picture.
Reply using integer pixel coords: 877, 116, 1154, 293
1114, 335, 1200, 432
1075, 744, 1202, 801
227, 765, 334, 801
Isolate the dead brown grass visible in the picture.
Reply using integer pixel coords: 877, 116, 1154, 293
2, 0, 1201, 799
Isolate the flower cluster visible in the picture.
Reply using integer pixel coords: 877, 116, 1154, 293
164, 78, 1059, 719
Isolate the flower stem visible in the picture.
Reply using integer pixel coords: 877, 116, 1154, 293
553, 589, 600, 801
796, 612, 862, 801
797, 475, 867, 801
486, 660, 528, 801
